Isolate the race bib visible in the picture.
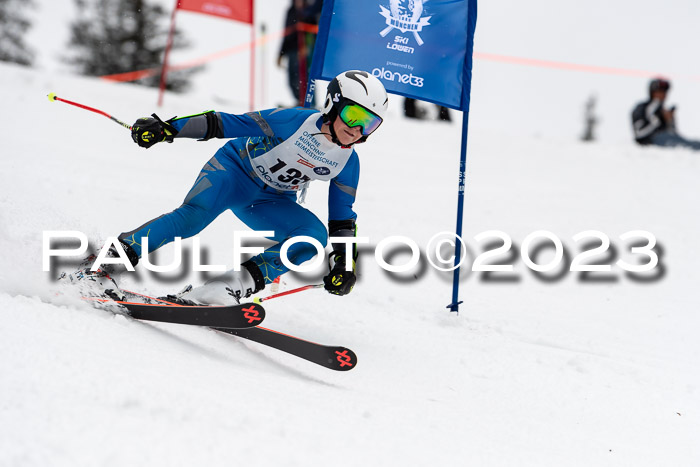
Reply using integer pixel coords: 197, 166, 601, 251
249, 114, 353, 191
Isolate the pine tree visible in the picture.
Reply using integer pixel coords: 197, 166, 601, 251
67, 0, 200, 91
0, 0, 35, 66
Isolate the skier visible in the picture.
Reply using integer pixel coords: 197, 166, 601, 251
631, 78, 700, 150
71, 70, 388, 306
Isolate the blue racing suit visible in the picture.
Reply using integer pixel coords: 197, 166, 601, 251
119, 108, 359, 283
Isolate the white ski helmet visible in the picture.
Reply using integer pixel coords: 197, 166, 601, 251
323, 70, 388, 144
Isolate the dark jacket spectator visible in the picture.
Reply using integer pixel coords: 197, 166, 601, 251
278, 0, 323, 104
632, 98, 668, 145
632, 78, 700, 150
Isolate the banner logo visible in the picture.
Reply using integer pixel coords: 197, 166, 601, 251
379, 0, 431, 46
372, 67, 424, 87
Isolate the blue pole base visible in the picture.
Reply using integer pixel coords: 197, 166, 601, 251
446, 301, 463, 312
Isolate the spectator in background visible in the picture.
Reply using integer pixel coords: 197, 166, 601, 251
404, 98, 451, 122
632, 78, 700, 150
580, 95, 598, 142
278, 0, 323, 105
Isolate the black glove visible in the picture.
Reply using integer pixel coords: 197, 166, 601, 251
323, 251, 356, 296
131, 113, 178, 148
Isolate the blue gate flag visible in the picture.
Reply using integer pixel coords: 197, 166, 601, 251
308, 0, 478, 313
308, 0, 477, 111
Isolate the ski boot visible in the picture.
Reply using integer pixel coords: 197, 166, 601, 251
162, 260, 265, 306
59, 240, 139, 302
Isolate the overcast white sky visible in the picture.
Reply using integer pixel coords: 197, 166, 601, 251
24, 0, 700, 142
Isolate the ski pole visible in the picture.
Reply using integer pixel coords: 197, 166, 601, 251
47, 93, 133, 131
254, 284, 323, 303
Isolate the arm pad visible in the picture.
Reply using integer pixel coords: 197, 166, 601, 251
169, 111, 223, 140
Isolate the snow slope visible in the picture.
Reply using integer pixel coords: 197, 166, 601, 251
2, 1, 700, 465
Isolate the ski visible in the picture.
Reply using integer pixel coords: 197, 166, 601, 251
119, 301, 265, 329
214, 326, 358, 371
83, 287, 357, 370
84, 290, 265, 329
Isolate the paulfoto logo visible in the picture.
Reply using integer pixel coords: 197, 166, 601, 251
43, 230, 664, 283
379, 0, 432, 46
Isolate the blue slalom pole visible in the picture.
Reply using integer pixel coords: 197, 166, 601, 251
447, 109, 471, 312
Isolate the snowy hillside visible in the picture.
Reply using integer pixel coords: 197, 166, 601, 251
2, 1, 700, 465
